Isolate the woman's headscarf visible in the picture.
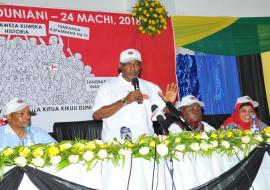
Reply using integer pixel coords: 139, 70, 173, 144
223, 102, 257, 130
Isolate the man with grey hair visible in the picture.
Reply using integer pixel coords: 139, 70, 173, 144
0, 97, 56, 149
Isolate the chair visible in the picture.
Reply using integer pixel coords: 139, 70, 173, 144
52, 120, 103, 141
202, 114, 230, 129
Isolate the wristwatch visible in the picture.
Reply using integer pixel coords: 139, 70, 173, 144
121, 98, 127, 106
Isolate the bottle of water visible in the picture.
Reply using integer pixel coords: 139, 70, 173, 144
250, 114, 260, 134
21, 126, 35, 146
120, 126, 132, 141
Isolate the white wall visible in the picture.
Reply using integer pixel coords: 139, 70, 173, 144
174, 0, 270, 17
1, 0, 270, 16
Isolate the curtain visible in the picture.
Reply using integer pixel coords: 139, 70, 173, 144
261, 51, 270, 116
176, 54, 201, 100
172, 16, 238, 47
183, 17, 270, 55
176, 52, 240, 115
237, 54, 270, 125
0, 166, 96, 190
192, 147, 265, 190
195, 53, 240, 114
0, 167, 24, 190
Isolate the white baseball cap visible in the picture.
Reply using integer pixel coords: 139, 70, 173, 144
120, 49, 142, 63
235, 96, 259, 108
176, 95, 205, 108
3, 97, 30, 116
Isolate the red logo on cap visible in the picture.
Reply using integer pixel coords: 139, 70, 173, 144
17, 99, 23, 103
127, 51, 134, 55
190, 97, 196, 100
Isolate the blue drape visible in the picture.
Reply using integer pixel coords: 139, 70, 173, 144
176, 54, 201, 100
176, 53, 241, 114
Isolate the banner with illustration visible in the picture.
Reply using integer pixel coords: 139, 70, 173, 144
0, 5, 176, 131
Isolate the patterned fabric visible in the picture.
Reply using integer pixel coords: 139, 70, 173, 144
176, 54, 201, 100
176, 52, 241, 114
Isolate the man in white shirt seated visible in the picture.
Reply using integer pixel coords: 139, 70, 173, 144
169, 95, 215, 133
0, 97, 56, 149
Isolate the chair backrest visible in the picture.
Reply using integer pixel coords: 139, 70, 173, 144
202, 114, 230, 129
52, 120, 103, 141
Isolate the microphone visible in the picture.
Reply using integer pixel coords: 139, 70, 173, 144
131, 77, 142, 104
151, 105, 169, 135
120, 126, 132, 140
165, 101, 192, 131
131, 77, 140, 91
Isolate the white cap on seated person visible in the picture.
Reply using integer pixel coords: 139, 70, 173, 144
169, 95, 214, 133
3, 97, 30, 116
235, 95, 259, 108
175, 95, 205, 109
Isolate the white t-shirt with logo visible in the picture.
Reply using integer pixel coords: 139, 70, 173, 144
92, 73, 165, 142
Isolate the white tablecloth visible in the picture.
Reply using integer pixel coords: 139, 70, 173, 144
4, 151, 270, 190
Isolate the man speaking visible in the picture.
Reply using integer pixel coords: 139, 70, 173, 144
92, 48, 177, 142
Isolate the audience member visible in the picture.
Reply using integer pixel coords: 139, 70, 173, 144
222, 96, 267, 130
0, 97, 56, 149
168, 95, 215, 133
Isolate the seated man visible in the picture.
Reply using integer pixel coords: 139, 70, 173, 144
0, 97, 56, 149
169, 95, 215, 133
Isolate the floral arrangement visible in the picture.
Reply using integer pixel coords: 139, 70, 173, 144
1, 127, 270, 179
132, 0, 168, 36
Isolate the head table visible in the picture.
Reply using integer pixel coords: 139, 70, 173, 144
1, 130, 270, 190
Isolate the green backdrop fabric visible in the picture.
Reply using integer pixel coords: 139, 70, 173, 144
183, 17, 270, 55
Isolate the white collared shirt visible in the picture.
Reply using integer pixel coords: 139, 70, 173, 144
92, 73, 165, 142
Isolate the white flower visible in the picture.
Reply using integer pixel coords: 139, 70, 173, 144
14, 156, 27, 167
200, 132, 209, 140
210, 140, 218, 148
83, 150, 94, 161
254, 134, 263, 142
241, 136, 251, 144
266, 138, 270, 144
59, 143, 72, 151
95, 140, 104, 145
190, 143, 200, 152
98, 149, 108, 159
32, 157, 45, 167
156, 143, 168, 156
221, 140, 230, 149
139, 147, 150, 155
175, 144, 185, 151
68, 155, 79, 164
50, 156, 61, 165
200, 142, 209, 151
119, 149, 132, 156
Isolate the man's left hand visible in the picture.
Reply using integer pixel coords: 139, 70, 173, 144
159, 83, 178, 103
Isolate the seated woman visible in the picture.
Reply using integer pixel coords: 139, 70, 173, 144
222, 96, 267, 130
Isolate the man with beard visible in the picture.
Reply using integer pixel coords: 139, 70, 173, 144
168, 95, 215, 133
92, 48, 178, 142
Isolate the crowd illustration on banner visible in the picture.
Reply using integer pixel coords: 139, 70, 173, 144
0, 34, 96, 109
